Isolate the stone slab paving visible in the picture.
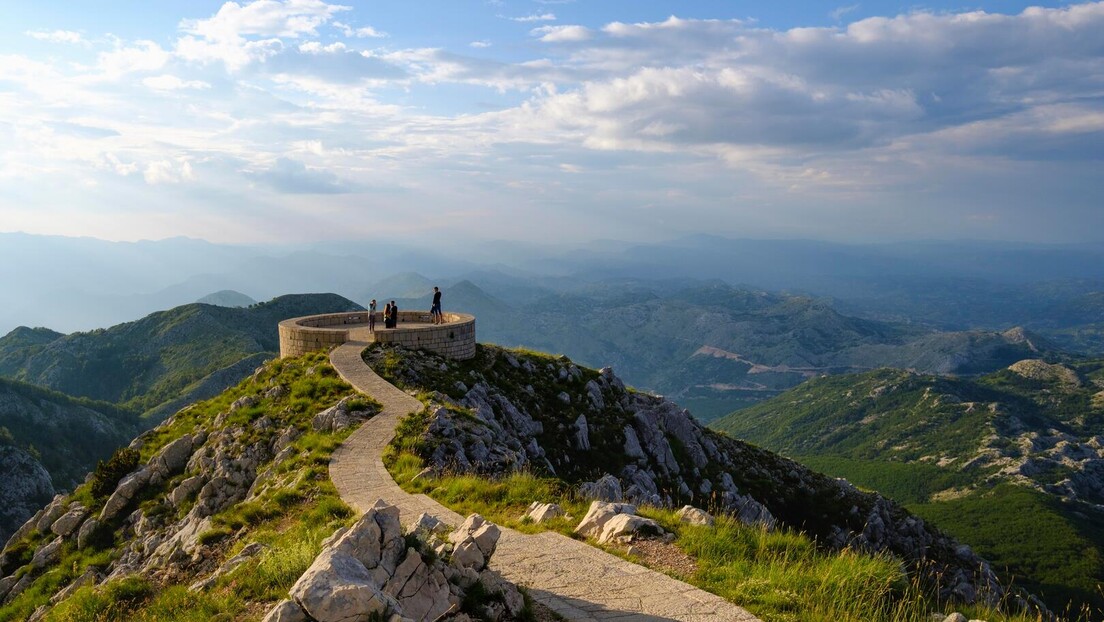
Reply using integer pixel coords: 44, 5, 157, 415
329, 341, 760, 622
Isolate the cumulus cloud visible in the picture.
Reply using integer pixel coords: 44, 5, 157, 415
470, 40, 492, 48
176, 0, 349, 69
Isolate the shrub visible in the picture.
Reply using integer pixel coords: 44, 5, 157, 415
89, 447, 141, 501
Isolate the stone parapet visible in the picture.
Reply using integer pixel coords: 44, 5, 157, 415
279, 311, 476, 360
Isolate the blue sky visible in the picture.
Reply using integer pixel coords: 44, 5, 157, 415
0, 0, 1101, 245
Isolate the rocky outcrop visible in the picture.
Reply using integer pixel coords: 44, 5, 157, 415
369, 344, 1010, 607
0, 446, 55, 545
266, 503, 525, 622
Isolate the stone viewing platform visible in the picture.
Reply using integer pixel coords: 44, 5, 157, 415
278, 310, 476, 359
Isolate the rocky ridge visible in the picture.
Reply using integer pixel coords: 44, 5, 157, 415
367, 343, 1017, 609
0, 353, 424, 620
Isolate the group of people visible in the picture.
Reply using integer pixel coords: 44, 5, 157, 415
367, 286, 445, 332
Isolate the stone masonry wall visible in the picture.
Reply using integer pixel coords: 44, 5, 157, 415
279, 311, 476, 360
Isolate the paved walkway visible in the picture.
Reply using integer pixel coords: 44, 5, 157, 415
329, 342, 760, 622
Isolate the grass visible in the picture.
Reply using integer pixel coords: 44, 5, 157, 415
2, 351, 372, 622
387, 448, 1050, 622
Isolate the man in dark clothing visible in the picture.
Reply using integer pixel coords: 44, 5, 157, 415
431, 286, 443, 324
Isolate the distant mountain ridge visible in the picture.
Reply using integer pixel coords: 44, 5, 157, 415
429, 279, 1069, 420
195, 290, 256, 307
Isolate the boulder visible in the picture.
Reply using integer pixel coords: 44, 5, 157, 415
523, 502, 565, 524
149, 435, 195, 478
50, 504, 89, 538
578, 474, 622, 502
574, 501, 637, 541
290, 548, 399, 622
262, 599, 309, 622
35, 496, 68, 532
943, 614, 968, 622
595, 513, 666, 545
100, 468, 151, 521
169, 475, 206, 507
448, 515, 500, 572
676, 505, 714, 527
76, 518, 101, 550
30, 537, 63, 569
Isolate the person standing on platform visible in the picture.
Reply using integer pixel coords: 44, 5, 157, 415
389, 300, 398, 328
368, 299, 377, 333
431, 286, 443, 324
383, 301, 392, 329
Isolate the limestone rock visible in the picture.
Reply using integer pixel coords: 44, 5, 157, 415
573, 414, 590, 450
31, 537, 62, 568
50, 504, 88, 538
596, 513, 666, 545
578, 474, 622, 502
35, 496, 67, 532
575, 501, 637, 541
448, 514, 500, 572
523, 502, 565, 524
0, 449, 54, 547
291, 548, 399, 621
77, 518, 101, 550
169, 475, 206, 507
149, 434, 195, 478
100, 468, 151, 521
676, 505, 714, 527
943, 614, 968, 622
262, 599, 309, 622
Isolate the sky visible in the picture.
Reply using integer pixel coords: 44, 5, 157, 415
0, 0, 1102, 245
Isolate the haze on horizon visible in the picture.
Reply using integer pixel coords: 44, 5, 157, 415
1, 0, 1102, 245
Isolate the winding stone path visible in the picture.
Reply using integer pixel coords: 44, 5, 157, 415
329, 341, 760, 622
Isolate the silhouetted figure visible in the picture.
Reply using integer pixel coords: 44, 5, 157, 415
431, 286, 443, 324
368, 299, 377, 332
388, 300, 398, 328
383, 302, 393, 329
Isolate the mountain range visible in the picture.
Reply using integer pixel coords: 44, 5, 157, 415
711, 359, 1104, 614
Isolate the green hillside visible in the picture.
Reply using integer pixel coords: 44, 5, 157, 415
0, 377, 139, 490
711, 360, 1104, 615
0, 294, 362, 418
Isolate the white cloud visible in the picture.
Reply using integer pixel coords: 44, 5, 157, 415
176, 0, 349, 69
97, 41, 169, 79
142, 74, 212, 90
470, 40, 492, 48
509, 13, 556, 22
25, 30, 84, 44
830, 4, 860, 21
144, 159, 195, 184
334, 22, 388, 38
298, 40, 347, 54
531, 25, 592, 42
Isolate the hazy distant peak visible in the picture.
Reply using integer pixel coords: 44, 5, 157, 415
196, 290, 257, 308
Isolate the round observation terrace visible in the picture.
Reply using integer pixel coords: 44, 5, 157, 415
278, 310, 476, 360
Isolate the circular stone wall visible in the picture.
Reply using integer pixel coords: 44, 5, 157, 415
278, 311, 476, 360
